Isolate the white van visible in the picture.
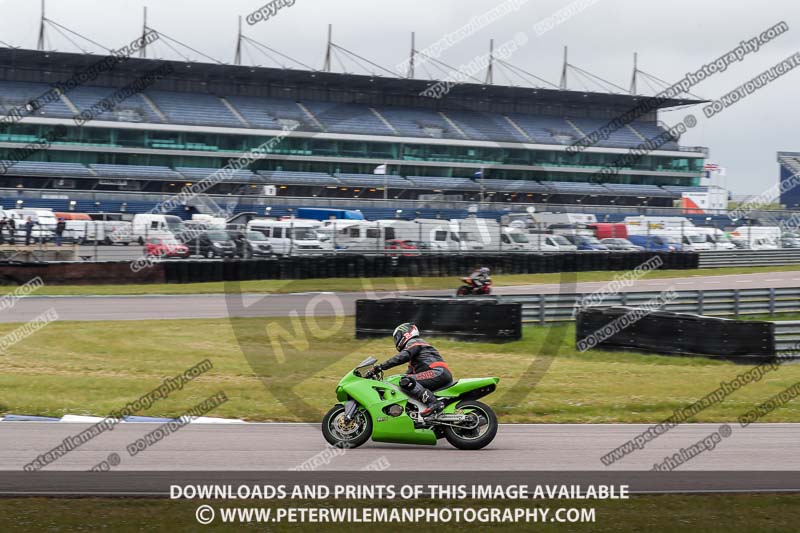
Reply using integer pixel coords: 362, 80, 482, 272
499, 227, 540, 251
730, 226, 781, 250
692, 227, 735, 250
131, 214, 185, 244
7, 208, 56, 242
247, 219, 332, 256
527, 233, 579, 251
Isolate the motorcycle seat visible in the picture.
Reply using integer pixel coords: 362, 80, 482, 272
433, 380, 457, 392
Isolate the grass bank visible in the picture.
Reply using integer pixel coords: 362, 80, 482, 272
1, 317, 798, 423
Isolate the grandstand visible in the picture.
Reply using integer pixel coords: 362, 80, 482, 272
0, 47, 709, 219
779, 152, 800, 208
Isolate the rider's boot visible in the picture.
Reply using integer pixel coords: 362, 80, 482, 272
418, 388, 444, 417
400, 377, 444, 417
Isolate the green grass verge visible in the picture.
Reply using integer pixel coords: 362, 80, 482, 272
1, 495, 800, 532
2, 317, 799, 423
5, 264, 800, 296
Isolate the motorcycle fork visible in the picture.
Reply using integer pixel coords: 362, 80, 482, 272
342, 399, 359, 422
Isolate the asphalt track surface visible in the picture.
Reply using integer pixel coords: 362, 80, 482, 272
2, 422, 798, 472
2, 270, 800, 323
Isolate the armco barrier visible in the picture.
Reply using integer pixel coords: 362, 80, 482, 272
698, 249, 800, 268
498, 287, 800, 324
575, 307, 776, 359
355, 298, 522, 341
772, 321, 800, 353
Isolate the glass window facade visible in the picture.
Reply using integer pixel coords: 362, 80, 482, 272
0, 123, 703, 187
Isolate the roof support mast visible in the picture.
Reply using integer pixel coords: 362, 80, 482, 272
323, 24, 332, 72
140, 6, 147, 58
559, 45, 568, 89
36, 0, 45, 50
629, 52, 638, 95
485, 39, 494, 84
407, 32, 415, 78
234, 16, 242, 65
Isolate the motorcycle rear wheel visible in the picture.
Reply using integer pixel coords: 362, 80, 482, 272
322, 404, 372, 449
444, 400, 498, 450
456, 286, 470, 296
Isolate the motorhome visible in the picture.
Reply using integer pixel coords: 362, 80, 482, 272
63, 220, 134, 245
247, 218, 332, 256
317, 220, 393, 253
530, 212, 598, 227
131, 214, 185, 244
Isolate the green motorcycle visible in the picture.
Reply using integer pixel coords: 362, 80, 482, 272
322, 356, 500, 450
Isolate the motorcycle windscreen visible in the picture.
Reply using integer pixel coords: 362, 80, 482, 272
355, 356, 377, 368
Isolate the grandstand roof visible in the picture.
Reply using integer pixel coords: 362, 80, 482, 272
0, 47, 704, 111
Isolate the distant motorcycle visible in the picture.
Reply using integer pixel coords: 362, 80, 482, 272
456, 276, 492, 296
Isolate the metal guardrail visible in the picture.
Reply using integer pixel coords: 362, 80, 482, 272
773, 321, 800, 353
495, 287, 800, 325
698, 250, 800, 268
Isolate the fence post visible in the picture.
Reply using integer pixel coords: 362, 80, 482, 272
539, 295, 546, 325
376, 220, 380, 254
697, 290, 704, 315
733, 289, 740, 317
769, 287, 776, 316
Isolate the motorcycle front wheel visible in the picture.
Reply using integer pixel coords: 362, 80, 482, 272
444, 400, 498, 450
321, 404, 373, 449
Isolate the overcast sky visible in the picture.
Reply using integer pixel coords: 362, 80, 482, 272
0, 0, 798, 195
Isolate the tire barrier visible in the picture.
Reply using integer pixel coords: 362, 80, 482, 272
355, 298, 522, 342
159, 251, 696, 283
0, 261, 165, 285
575, 307, 776, 359
1, 251, 698, 285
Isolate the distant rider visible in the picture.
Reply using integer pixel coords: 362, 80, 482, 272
368, 323, 452, 417
470, 266, 491, 289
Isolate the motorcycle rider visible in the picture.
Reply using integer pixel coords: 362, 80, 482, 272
469, 266, 491, 291
368, 323, 452, 417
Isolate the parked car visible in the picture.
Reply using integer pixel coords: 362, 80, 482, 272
145, 237, 189, 258
600, 238, 644, 251
185, 230, 237, 258
385, 239, 419, 256
627, 235, 682, 252
228, 230, 274, 258
782, 238, 800, 249
564, 234, 610, 251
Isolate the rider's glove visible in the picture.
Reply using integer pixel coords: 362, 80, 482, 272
364, 364, 382, 379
